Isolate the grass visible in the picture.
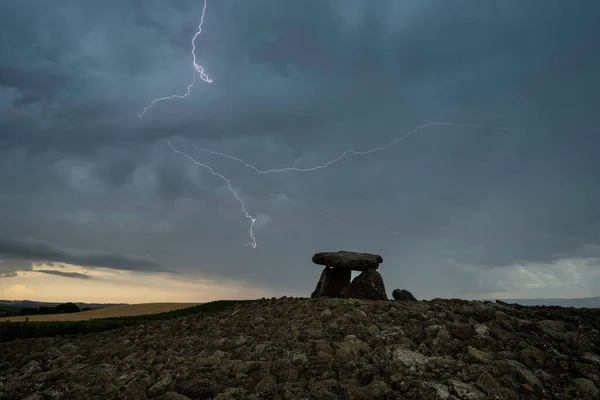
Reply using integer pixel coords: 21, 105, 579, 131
0, 303, 203, 322
0, 299, 253, 343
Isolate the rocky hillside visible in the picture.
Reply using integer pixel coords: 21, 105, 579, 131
1, 297, 600, 400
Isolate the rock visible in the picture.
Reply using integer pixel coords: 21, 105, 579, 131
255, 375, 277, 396
582, 352, 600, 367
314, 340, 334, 354
311, 267, 328, 298
446, 322, 475, 340
177, 378, 221, 398
214, 388, 247, 400
43, 347, 62, 361
312, 251, 383, 271
59, 344, 78, 354
391, 347, 429, 367
272, 361, 299, 383
449, 379, 486, 399
486, 388, 519, 400
419, 381, 451, 399
340, 381, 368, 400
2, 297, 600, 400
156, 393, 192, 400
497, 359, 544, 392
308, 379, 341, 399
473, 323, 490, 336
343, 269, 387, 300
147, 374, 173, 398
467, 346, 492, 364
475, 372, 502, 394
569, 378, 599, 399
18, 360, 42, 380
366, 380, 393, 399
311, 266, 351, 298
392, 288, 417, 301
40, 388, 65, 399
30, 369, 66, 383
496, 351, 518, 360
279, 383, 310, 400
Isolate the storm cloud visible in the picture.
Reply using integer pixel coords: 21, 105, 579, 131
0, 237, 162, 272
34, 270, 92, 280
1, 0, 599, 299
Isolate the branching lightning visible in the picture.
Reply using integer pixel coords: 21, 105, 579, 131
167, 140, 257, 248
142, 1, 531, 248
168, 122, 528, 246
139, 0, 212, 118
181, 122, 529, 174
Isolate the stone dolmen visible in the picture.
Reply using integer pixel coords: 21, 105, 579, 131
311, 250, 387, 300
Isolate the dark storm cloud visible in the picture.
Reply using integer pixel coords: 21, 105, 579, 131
0, 237, 162, 272
0, 259, 34, 278
1, 0, 600, 298
35, 270, 91, 280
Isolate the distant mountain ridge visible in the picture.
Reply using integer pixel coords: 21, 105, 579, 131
489, 297, 600, 308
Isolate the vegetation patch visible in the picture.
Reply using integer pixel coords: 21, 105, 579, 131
0, 299, 252, 342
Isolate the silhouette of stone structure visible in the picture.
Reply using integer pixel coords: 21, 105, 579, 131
311, 251, 387, 300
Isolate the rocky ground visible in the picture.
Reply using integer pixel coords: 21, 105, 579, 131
1, 297, 600, 400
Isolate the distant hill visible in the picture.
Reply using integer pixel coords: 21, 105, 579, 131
0, 302, 203, 322
489, 297, 600, 308
0, 299, 127, 316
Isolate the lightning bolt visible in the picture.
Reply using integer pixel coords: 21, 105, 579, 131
167, 140, 257, 248
180, 122, 530, 174
134, 0, 532, 248
139, 4, 531, 247
139, 0, 212, 118
168, 122, 528, 247
168, 140, 397, 248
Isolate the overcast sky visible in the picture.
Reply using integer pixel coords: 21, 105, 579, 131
1, 0, 599, 303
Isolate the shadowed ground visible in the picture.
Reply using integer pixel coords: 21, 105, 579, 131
0, 302, 202, 322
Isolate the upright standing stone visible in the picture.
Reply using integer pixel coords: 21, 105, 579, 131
311, 266, 352, 298
344, 269, 388, 300
311, 267, 328, 298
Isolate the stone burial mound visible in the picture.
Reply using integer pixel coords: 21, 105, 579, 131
311, 251, 387, 300
2, 297, 600, 399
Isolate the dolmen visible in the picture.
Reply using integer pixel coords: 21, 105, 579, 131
311, 250, 387, 300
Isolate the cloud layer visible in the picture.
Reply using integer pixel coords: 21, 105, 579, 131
1, 0, 599, 299
0, 237, 162, 272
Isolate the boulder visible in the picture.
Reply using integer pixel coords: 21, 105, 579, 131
311, 267, 352, 298
342, 269, 387, 300
392, 289, 417, 301
312, 251, 383, 271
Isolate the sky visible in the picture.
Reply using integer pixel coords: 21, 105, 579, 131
1, 0, 599, 303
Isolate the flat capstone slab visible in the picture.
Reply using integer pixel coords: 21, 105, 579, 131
312, 250, 383, 271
